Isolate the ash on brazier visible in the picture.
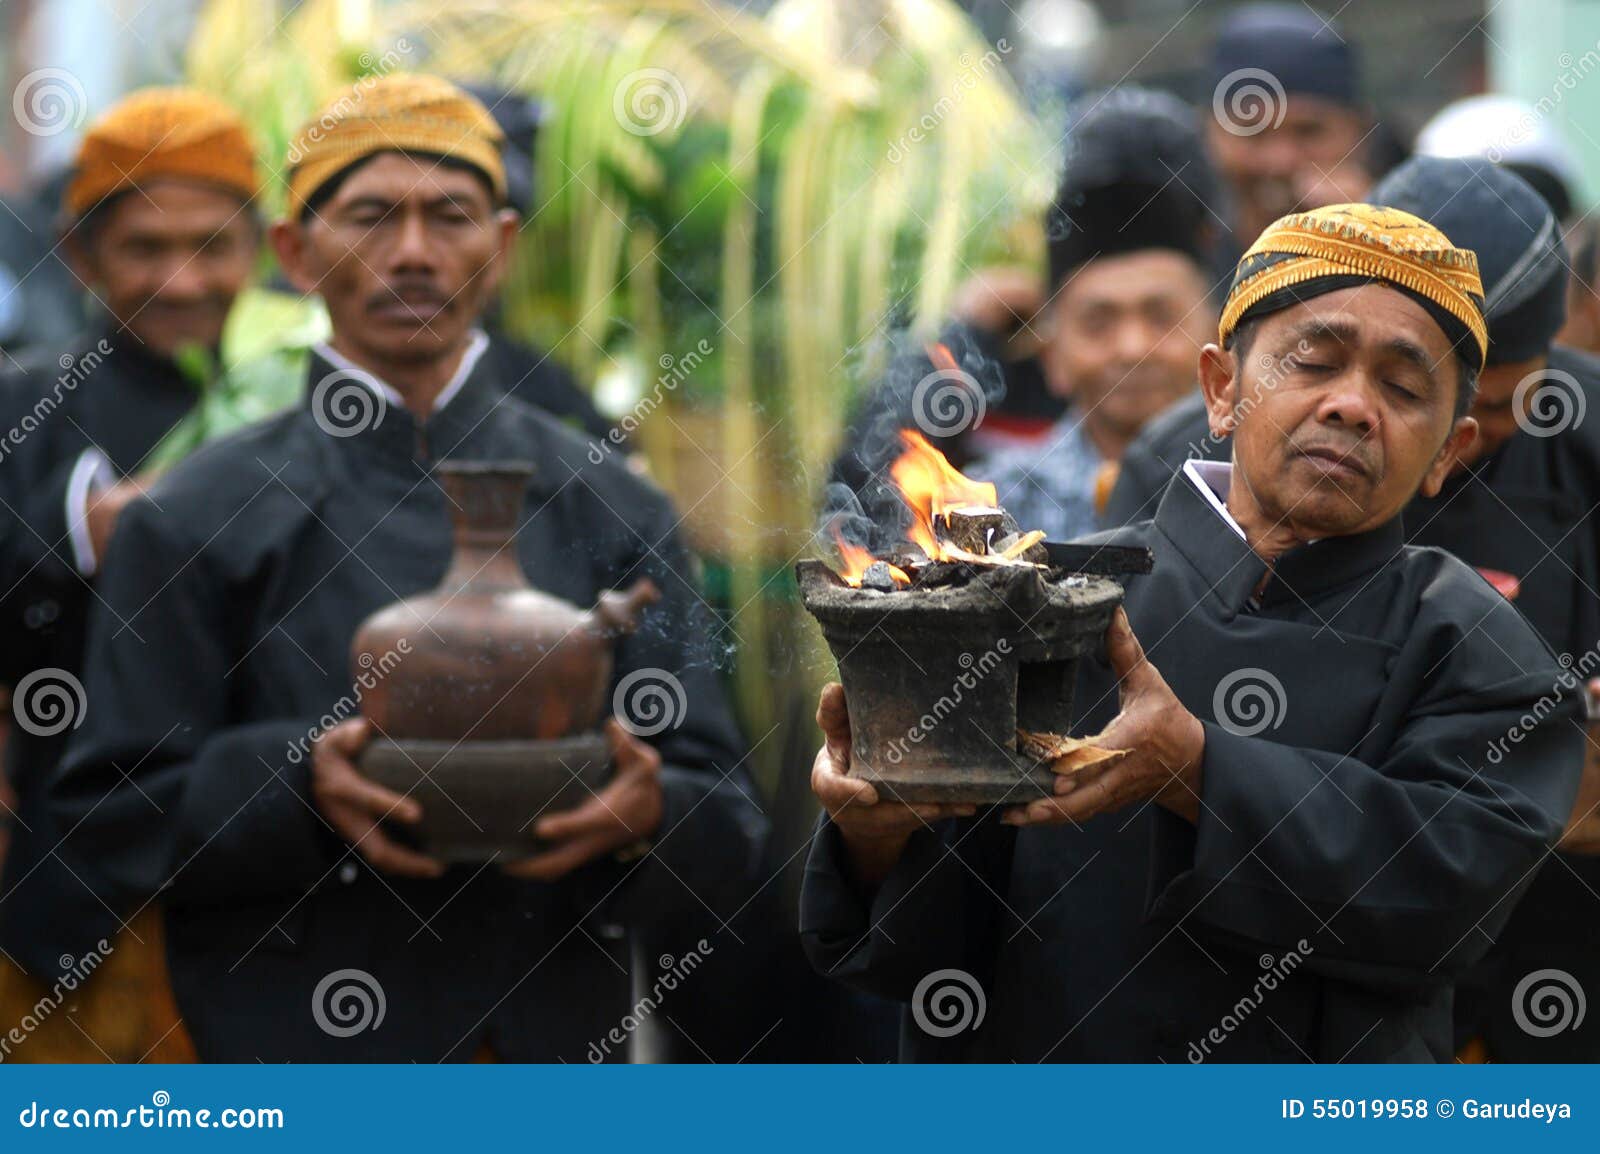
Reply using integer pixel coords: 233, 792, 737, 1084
352, 461, 658, 862
798, 557, 1125, 804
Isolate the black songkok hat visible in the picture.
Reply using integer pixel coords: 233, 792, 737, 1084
1210, 3, 1360, 107
1046, 87, 1218, 291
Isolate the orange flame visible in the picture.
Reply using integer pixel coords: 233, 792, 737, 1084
890, 429, 997, 559
833, 534, 910, 588
926, 341, 960, 374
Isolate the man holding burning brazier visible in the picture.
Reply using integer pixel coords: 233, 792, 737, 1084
800, 204, 1585, 1062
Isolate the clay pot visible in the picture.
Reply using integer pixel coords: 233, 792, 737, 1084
351, 461, 658, 861
352, 461, 658, 742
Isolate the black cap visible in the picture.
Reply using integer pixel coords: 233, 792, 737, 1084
1211, 3, 1359, 107
1046, 87, 1218, 290
459, 81, 543, 217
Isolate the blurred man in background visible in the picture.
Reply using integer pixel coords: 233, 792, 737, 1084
0, 86, 261, 1061
1206, 4, 1376, 263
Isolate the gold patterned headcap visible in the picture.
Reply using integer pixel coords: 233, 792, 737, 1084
1219, 204, 1488, 368
67, 87, 258, 219
285, 74, 505, 219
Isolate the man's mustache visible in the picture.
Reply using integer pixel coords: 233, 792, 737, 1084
367, 282, 450, 310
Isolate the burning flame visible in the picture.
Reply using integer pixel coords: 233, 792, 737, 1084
890, 429, 997, 560
833, 534, 910, 588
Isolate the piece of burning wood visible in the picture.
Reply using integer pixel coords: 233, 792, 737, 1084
994, 529, 1048, 563
935, 505, 1006, 554
860, 560, 901, 592
940, 541, 1045, 569
1017, 728, 1131, 774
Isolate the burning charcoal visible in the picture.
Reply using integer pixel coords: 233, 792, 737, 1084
860, 561, 900, 592
898, 557, 930, 584
916, 561, 977, 589
935, 504, 1006, 554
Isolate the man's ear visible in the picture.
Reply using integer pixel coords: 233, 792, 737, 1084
477, 208, 520, 299
1420, 415, 1478, 498
268, 219, 319, 295
1197, 343, 1239, 440
59, 229, 97, 291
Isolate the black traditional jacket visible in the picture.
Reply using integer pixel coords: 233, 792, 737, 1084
1104, 347, 1600, 1058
